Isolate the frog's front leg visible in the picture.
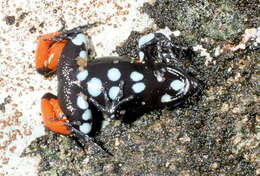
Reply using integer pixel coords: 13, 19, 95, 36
41, 93, 72, 135
89, 80, 134, 120
138, 33, 191, 66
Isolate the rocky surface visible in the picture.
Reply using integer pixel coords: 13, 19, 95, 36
1, 0, 259, 175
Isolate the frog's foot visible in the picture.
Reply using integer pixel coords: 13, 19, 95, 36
36, 32, 69, 76
44, 23, 98, 42
67, 124, 112, 155
41, 93, 72, 135
138, 32, 192, 66
89, 80, 134, 120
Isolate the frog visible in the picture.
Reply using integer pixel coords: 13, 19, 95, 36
35, 24, 200, 146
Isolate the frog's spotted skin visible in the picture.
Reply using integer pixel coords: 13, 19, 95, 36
36, 26, 199, 139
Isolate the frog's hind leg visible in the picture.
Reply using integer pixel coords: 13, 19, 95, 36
35, 32, 69, 76
137, 33, 173, 63
41, 93, 72, 135
35, 30, 88, 76
36, 23, 98, 76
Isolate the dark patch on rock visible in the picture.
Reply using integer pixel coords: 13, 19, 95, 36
29, 26, 37, 33
19, 12, 29, 20
143, 0, 246, 42
5, 16, 15, 25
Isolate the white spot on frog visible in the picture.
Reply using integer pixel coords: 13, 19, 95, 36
79, 50, 87, 58
107, 68, 121, 82
108, 86, 120, 100
161, 93, 175, 103
138, 51, 144, 61
79, 123, 92, 134
132, 82, 146, 93
87, 77, 102, 97
130, 71, 144, 82
76, 95, 89, 109
82, 109, 92, 121
138, 33, 155, 48
76, 70, 88, 81
170, 80, 185, 91
72, 33, 86, 46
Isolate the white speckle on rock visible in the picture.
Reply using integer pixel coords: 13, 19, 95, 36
172, 30, 181, 37
156, 27, 177, 38
193, 45, 213, 66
